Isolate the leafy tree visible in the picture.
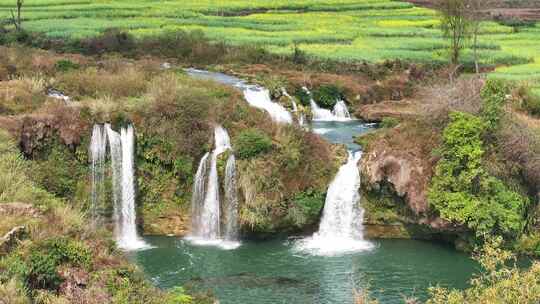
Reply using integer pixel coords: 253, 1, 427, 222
439, 0, 471, 65
428, 112, 527, 237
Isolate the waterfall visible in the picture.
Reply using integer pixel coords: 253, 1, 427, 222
224, 154, 239, 241
303, 87, 352, 121
105, 124, 148, 251
90, 124, 107, 218
295, 151, 372, 255
243, 86, 293, 124
189, 126, 240, 249
191, 152, 210, 237
332, 100, 351, 120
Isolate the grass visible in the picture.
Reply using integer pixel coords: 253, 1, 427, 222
0, 0, 538, 82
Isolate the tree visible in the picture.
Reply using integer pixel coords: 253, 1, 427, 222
465, 0, 493, 73
439, 0, 471, 65
10, 0, 23, 31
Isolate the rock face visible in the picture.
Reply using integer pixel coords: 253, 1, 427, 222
355, 101, 418, 122
359, 130, 459, 232
361, 147, 430, 214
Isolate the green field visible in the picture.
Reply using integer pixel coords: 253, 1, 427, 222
1, 0, 539, 91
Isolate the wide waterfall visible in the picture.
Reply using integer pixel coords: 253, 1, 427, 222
303, 87, 352, 121
90, 124, 107, 218
296, 151, 372, 255
189, 125, 240, 249
243, 87, 293, 124
105, 124, 148, 251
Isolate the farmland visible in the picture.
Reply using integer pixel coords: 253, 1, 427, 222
0, 0, 539, 91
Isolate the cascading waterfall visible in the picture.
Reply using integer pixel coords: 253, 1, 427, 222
105, 124, 148, 251
223, 154, 239, 241
296, 151, 372, 255
243, 86, 293, 124
191, 152, 210, 237
303, 87, 352, 121
189, 126, 240, 249
332, 100, 351, 120
90, 125, 107, 218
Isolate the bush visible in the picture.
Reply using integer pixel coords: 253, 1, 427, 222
285, 190, 325, 228
79, 28, 136, 55
312, 85, 345, 109
517, 86, 540, 117
428, 112, 527, 237
54, 59, 79, 72
380, 117, 399, 128
26, 238, 91, 290
294, 86, 311, 107
234, 129, 273, 159
481, 79, 509, 131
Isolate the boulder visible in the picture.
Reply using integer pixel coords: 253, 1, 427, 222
0, 226, 27, 255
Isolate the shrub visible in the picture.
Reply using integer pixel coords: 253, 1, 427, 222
80, 28, 136, 55
234, 129, 273, 159
294, 86, 311, 107
380, 117, 399, 128
312, 85, 345, 109
285, 190, 325, 228
428, 112, 527, 237
54, 59, 80, 72
26, 238, 91, 290
517, 86, 540, 117
480, 79, 509, 131
427, 237, 540, 304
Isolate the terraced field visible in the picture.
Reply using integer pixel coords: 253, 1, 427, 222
0, 0, 538, 91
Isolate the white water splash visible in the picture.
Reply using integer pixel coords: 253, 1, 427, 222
243, 87, 293, 124
295, 152, 372, 256
303, 87, 352, 122
332, 100, 351, 120
106, 124, 149, 251
188, 126, 240, 249
90, 124, 107, 218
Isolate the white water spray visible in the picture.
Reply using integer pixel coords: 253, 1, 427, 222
105, 124, 148, 251
90, 125, 107, 218
243, 87, 293, 124
296, 151, 372, 255
303, 87, 352, 121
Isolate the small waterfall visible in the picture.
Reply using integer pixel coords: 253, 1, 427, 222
189, 126, 240, 249
282, 89, 298, 112
191, 152, 210, 237
303, 87, 352, 121
90, 125, 107, 218
224, 154, 239, 241
106, 124, 148, 251
243, 86, 293, 124
296, 151, 372, 255
332, 100, 351, 120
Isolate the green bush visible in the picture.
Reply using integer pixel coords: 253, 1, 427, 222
294, 86, 311, 107
26, 238, 91, 290
234, 129, 273, 159
380, 117, 399, 128
312, 85, 345, 109
481, 79, 509, 131
519, 87, 540, 117
285, 190, 325, 228
54, 60, 80, 72
428, 112, 527, 237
